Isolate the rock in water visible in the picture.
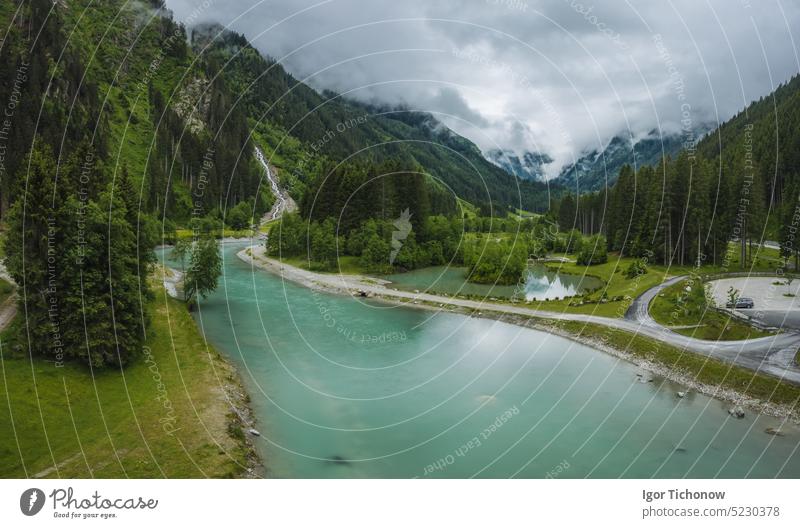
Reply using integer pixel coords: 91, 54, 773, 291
728, 406, 745, 419
765, 427, 785, 436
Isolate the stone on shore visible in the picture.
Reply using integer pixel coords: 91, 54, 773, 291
728, 406, 745, 419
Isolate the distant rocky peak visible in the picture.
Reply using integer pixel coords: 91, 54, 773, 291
485, 148, 553, 182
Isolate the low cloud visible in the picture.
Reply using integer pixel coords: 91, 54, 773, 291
427, 87, 489, 128
167, 0, 800, 175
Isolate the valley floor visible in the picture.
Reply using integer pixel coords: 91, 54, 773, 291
238, 244, 800, 420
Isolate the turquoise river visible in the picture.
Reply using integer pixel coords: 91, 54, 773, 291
159, 242, 800, 478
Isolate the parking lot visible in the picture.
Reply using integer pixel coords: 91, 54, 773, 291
706, 276, 800, 329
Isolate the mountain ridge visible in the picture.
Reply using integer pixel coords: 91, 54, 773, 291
552, 129, 707, 192
484, 149, 554, 182
189, 21, 557, 214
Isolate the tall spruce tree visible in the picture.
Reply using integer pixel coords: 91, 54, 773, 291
3, 146, 61, 359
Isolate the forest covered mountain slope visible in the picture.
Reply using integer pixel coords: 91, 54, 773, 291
553, 131, 692, 192
556, 73, 800, 267
0, 1, 557, 229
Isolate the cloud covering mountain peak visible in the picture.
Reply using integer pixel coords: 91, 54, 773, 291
168, 0, 800, 175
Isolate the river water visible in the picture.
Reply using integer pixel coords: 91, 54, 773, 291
158, 242, 800, 478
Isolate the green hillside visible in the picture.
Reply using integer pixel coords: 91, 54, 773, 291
555, 132, 687, 192
696, 74, 800, 214
189, 23, 556, 214
554, 73, 800, 267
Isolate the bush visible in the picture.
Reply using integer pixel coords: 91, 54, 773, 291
466, 242, 527, 285
565, 229, 584, 254
625, 258, 648, 279
189, 215, 219, 235
360, 234, 392, 273
576, 235, 608, 266
226, 201, 253, 230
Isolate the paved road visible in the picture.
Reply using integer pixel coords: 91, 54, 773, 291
624, 275, 800, 384
242, 247, 800, 385
624, 275, 685, 326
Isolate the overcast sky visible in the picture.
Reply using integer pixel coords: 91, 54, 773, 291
167, 0, 800, 177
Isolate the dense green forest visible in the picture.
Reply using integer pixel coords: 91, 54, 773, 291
553, 132, 688, 192
553, 74, 800, 268
0, 0, 268, 366
268, 209, 584, 284
0, 0, 561, 367
0, 0, 271, 222
0, 0, 560, 228
274, 71, 800, 288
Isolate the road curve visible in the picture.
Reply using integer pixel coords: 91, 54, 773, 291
624, 275, 685, 326
240, 246, 800, 385
623, 275, 800, 384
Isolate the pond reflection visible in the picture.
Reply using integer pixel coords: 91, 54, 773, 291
382, 264, 603, 300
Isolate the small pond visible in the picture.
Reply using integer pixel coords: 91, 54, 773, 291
381, 264, 603, 301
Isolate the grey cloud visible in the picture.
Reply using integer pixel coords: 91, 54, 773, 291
167, 0, 800, 175
428, 87, 489, 127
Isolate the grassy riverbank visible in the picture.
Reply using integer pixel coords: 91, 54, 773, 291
0, 287, 258, 478
401, 291, 800, 417
271, 249, 671, 317
540, 319, 800, 413
281, 255, 365, 275
530, 255, 679, 317
175, 227, 255, 240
